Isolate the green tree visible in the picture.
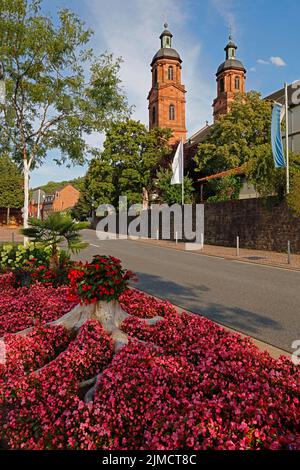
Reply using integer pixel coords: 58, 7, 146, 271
194, 91, 291, 197
155, 168, 194, 205
0, 0, 129, 231
82, 120, 172, 209
0, 153, 23, 223
36, 177, 85, 195
21, 212, 88, 269
71, 192, 93, 221
287, 172, 300, 215
206, 175, 242, 202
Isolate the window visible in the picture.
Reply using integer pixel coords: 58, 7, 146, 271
168, 65, 174, 80
169, 104, 175, 120
235, 76, 240, 90
154, 68, 157, 84
152, 106, 156, 125
220, 78, 225, 93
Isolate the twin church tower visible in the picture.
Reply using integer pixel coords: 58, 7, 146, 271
148, 24, 246, 144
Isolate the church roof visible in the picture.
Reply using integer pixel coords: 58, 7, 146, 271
217, 58, 246, 75
151, 47, 182, 65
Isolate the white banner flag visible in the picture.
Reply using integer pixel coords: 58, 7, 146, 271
171, 140, 184, 185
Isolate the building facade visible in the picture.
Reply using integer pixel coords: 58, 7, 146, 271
266, 83, 300, 153
212, 35, 246, 121
148, 24, 187, 144
30, 184, 80, 219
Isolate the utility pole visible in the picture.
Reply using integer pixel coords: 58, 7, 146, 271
285, 83, 290, 194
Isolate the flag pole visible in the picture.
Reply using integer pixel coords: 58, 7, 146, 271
181, 139, 184, 205
285, 82, 290, 194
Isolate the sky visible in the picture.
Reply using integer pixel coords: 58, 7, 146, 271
30, 0, 299, 187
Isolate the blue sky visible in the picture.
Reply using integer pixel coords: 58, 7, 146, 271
31, 0, 299, 187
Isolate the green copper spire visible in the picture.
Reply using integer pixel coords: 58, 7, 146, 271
160, 23, 173, 48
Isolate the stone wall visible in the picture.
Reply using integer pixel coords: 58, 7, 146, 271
91, 197, 300, 253
204, 197, 300, 253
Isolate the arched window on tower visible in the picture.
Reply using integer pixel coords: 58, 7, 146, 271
169, 104, 175, 120
154, 68, 157, 85
219, 78, 225, 93
235, 76, 240, 90
168, 65, 174, 80
152, 106, 156, 125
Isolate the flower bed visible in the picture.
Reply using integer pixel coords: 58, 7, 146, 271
0, 273, 299, 450
0, 278, 78, 335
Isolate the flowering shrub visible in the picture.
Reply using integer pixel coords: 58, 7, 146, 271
13, 251, 73, 288
68, 255, 136, 304
0, 283, 299, 450
0, 283, 77, 335
0, 324, 71, 380
119, 289, 176, 318
2, 320, 113, 449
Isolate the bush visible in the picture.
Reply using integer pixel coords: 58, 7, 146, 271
0, 243, 56, 271
68, 255, 136, 304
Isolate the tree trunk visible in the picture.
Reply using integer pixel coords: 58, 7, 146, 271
2, 298, 164, 402
142, 187, 149, 210
6, 207, 10, 226
50, 299, 163, 353
23, 159, 29, 246
49, 246, 59, 271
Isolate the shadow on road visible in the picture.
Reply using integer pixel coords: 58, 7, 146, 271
134, 271, 284, 348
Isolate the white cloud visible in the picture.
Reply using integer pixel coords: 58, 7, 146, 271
257, 59, 270, 65
270, 56, 286, 67
31, 0, 216, 186
257, 56, 287, 67
249, 66, 256, 72
87, 0, 215, 136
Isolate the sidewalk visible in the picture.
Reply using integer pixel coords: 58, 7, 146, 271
0, 227, 23, 243
129, 236, 300, 271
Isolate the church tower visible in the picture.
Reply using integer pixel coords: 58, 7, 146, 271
148, 24, 187, 144
213, 35, 246, 121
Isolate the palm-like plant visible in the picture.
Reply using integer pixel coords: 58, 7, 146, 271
21, 213, 89, 269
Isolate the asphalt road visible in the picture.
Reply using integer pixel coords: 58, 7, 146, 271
76, 229, 300, 353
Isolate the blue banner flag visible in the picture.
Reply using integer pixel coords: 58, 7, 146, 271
271, 103, 286, 168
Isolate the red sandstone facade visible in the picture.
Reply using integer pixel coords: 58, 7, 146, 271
148, 25, 187, 145
213, 36, 246, 121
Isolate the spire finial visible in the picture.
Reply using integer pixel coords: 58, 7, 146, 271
164, 22, 168, 29
228, 24, 233, 41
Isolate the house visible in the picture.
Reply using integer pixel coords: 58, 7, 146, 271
29, 184, 80, 219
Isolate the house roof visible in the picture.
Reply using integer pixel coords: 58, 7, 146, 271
151, 48, 182, 65
217, 59, 246, 76
186, 123, 213, 147
197, 166, 244, 182
265, 83, 298, 108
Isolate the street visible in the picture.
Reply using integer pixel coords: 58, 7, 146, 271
77, 229, 300, 353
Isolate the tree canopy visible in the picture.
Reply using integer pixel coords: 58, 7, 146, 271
0, 153, 23, 209
79, 120, 172, 213
34, 177, 85, 195
0, 0, 129, 227
194, 91, 300, 197
155, 168, 194, 205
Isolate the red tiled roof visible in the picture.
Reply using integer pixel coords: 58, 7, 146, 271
197, 166, 244, 182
